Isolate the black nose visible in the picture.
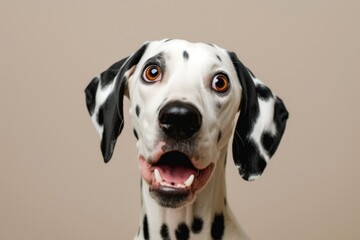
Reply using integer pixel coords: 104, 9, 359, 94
158, 101, 202, 140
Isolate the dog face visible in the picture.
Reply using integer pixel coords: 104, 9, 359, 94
85, 39, 288, 208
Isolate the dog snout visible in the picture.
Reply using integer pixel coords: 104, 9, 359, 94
158, 101, 202, 140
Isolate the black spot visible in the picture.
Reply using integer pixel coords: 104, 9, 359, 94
207, 43, 215, 48
216, 102, 222, 109
100, 69, 118, 87
143, 215, 149, 240
85, 77, 99, 115
165, 38, 173, 42
236, 140, 267, 180
136, 105, 141, 117
224, 197, 227, 206
211, 213, 225, 240
183, 51, 189, 60
261, 132, 276, 155
275, 97, 289, 124
191, 217, 203, 234
217, 131, 222, 143
160, 224, 170, 240
175, 223, 190, 240
216, 55, 222, 62
256, 84, 273, 100
133, 129, 139, 140
263, 97, 289, 158
97, 105, 104, 125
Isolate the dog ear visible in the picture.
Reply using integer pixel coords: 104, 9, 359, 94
85, 43, 148, 163
229, 52, 289, 181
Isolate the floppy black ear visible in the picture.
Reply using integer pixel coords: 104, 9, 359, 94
85, 44, 148, 162
229, 52, 289, 181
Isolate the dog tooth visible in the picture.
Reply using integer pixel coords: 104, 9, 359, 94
184, 174, 195, 187
176, 183, 186, 188
154, 169, 163, 183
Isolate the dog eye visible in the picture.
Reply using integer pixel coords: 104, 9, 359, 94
211, 74, 230, 93
143, 65, 162, 82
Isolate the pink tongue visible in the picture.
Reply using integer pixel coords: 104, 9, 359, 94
156, 165, 197, 183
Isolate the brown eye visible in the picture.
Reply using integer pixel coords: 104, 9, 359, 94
211, 74, 229, 93
143, 65, 162, 82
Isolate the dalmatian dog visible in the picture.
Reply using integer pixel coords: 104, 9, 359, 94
85, 39, 288, 240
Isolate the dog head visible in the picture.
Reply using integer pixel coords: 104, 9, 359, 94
85, 39, 288, 208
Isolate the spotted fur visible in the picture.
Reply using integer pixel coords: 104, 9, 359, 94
84, 39, 288, 239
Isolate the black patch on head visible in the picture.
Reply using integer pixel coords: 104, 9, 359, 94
133, 129, 139, 140
191, 217, 203, 234
85, 77, 99, 115
165, 39, 173, 42
261, 132, 276, 156
160, 224, 170, 240
143, 215, 149, 240
216, 55, 222, 62
183, 50, 189, 60
211, 213, 225, 240
277, 98, 289, 122
97, 105, 104, 125
217, 131, 222, 143
238, 141, 267, 180
99, 58, 129, 88
175, 223, 190, 240
99, 69, 117, 87
135, 105, 141, 117
262, 97, 289, 159
144, 52, 165, 68
256, 84, 273, 100
207, 43, 215, 48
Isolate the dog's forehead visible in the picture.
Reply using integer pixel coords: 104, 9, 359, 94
143, 39, 229, 64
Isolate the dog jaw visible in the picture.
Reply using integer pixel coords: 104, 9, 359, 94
139, 149, 214, 208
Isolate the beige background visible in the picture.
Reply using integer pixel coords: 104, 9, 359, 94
1, 0, 359, 239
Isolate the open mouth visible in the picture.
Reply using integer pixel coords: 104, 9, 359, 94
139, 151, 214, 207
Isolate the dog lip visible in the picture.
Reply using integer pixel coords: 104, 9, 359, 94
149, 185, 192, 208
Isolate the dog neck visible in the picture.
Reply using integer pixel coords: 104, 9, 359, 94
135, 146, 246, 239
